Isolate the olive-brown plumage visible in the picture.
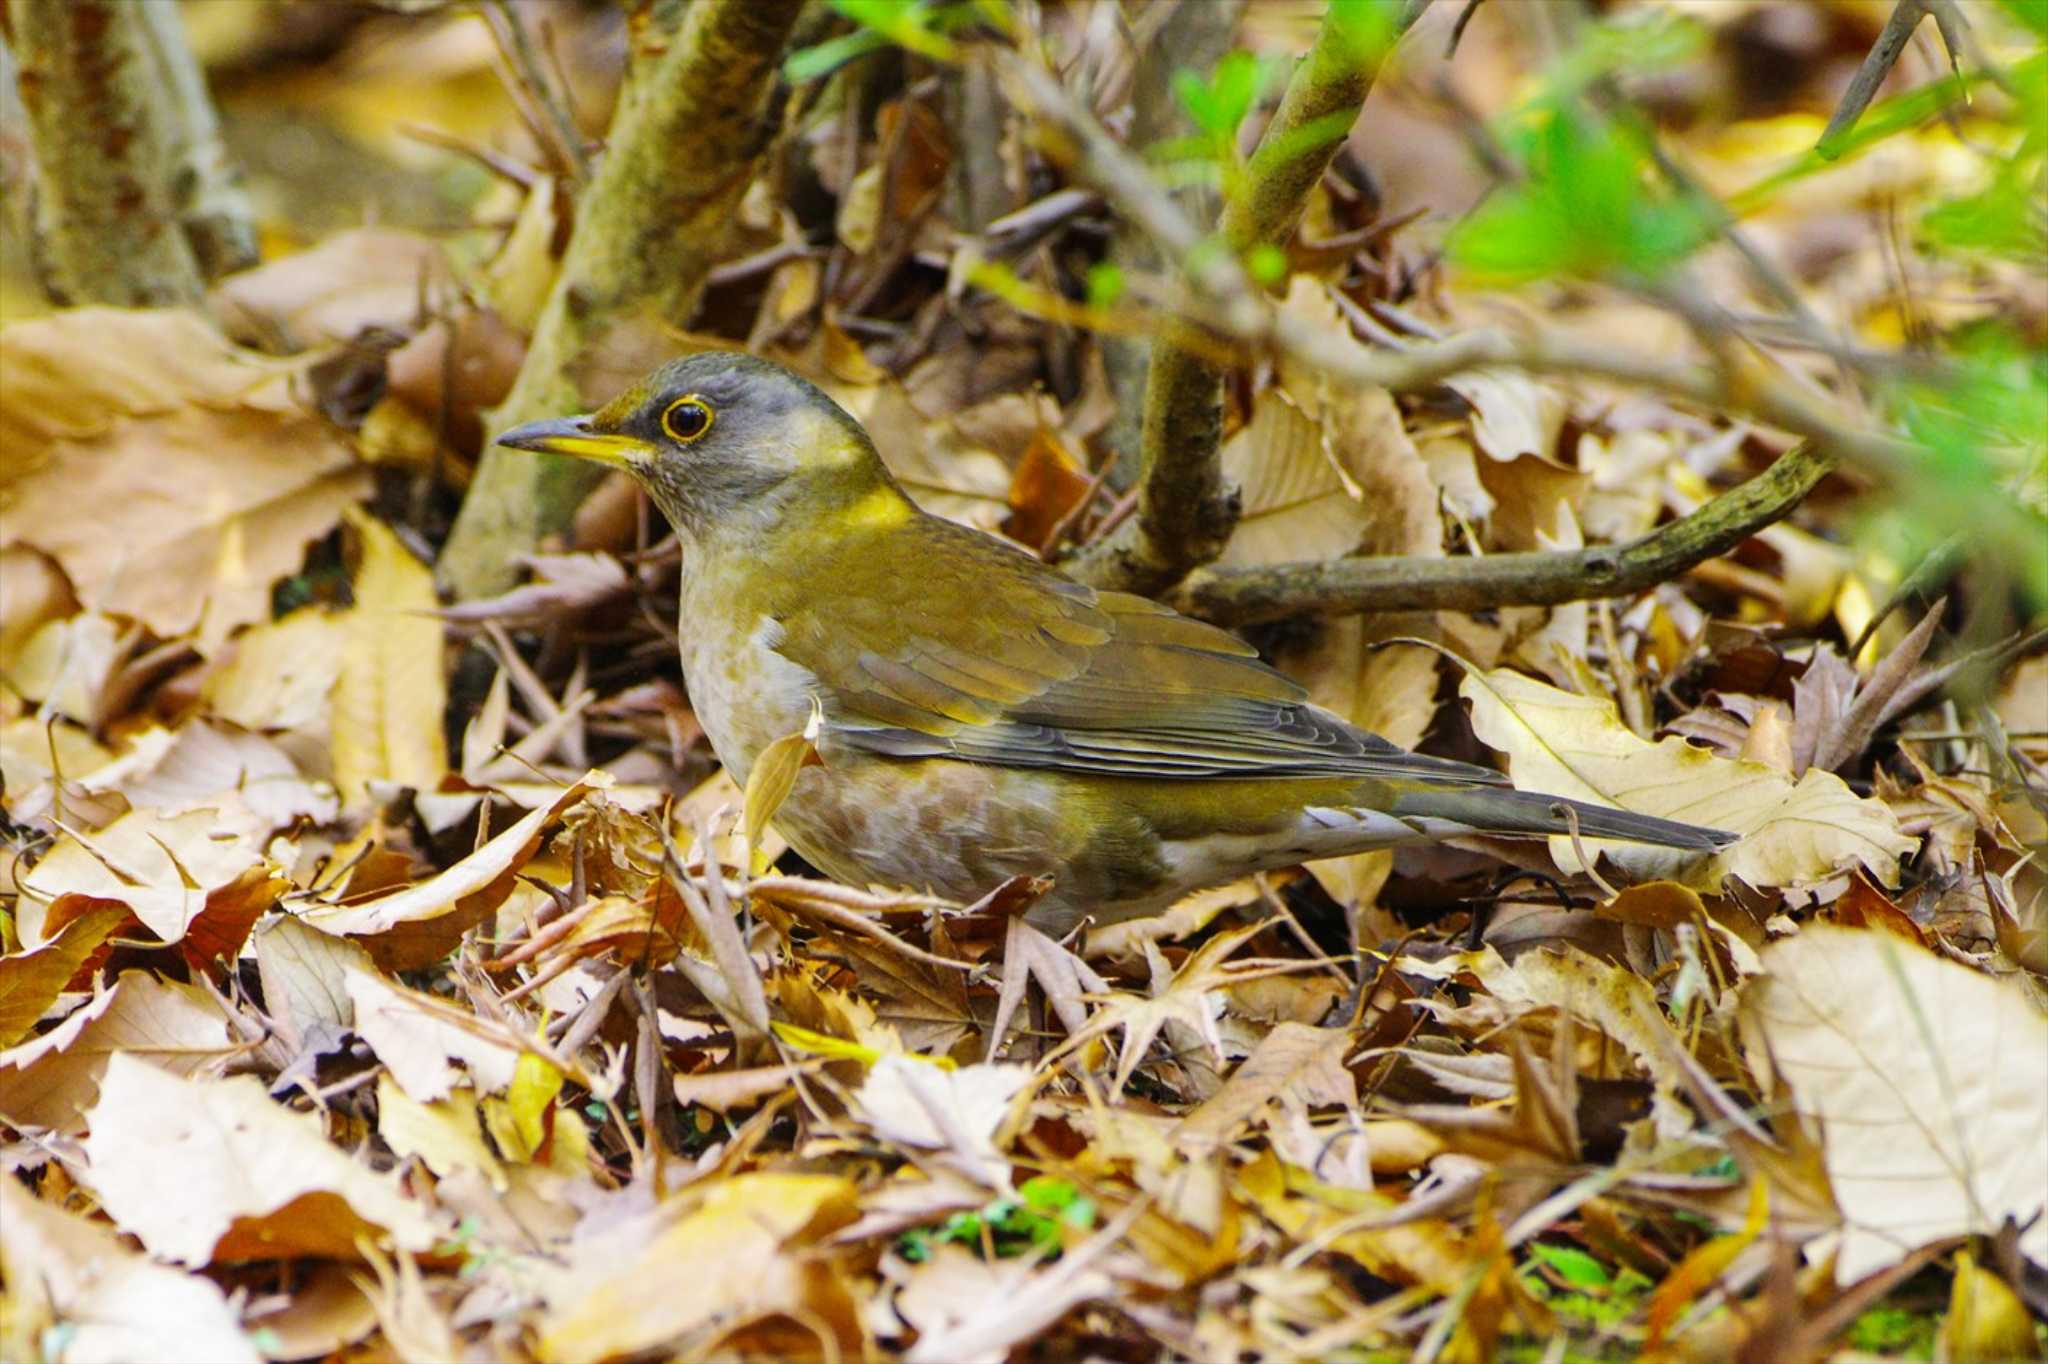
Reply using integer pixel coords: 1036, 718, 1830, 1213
499, 352, 1733, 931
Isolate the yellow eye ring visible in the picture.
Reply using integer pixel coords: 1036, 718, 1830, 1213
661, 395, 714, 444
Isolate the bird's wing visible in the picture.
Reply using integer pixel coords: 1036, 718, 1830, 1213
773, 515, 1505, 785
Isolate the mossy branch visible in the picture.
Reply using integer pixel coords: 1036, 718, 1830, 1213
1069, 1, 1424, 595
439, 0, 806, 599
1172, 442, 1837, 624
7, 0, 252, 306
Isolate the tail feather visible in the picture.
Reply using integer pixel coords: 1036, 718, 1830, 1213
1391, 786, 1735, 851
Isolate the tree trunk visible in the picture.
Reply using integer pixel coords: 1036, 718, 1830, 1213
437, 0, 808, 599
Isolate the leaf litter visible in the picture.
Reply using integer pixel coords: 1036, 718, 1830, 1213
1, 3, 2045, 1362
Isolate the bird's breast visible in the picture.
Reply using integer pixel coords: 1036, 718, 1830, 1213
676, 596, 817, 788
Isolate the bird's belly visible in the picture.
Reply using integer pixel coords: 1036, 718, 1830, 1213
771, 755, 1078, 905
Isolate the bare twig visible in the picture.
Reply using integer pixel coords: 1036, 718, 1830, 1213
1818, 0, 1934, 158
1172, 443, 1837, 624
1036, 1, 1432, 595
482, 0, 590, 184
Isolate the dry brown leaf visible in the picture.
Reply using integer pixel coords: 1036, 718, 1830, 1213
0, 971, 233, 1131
101, 720, 337, 837
347, 967, 522, 1100
253, 914, 373, 1052
301, 779, 598, 970
536, 1172, 860, 1363
82, 1052, 445, 1264
0, 309, 369, 644
332, 509, 447, 807
853, 1055, 1031, 1186
1741, 924, 2048, 1281
1174, 1021, 1355, 1155
0, 901, 131, 1048
895, 1241, 1114, 1364
18, 807, 264, 947
210, 227, 451, 345
1460, 665, 1917, 889
0, 1176, 261, 1364
1445, 368, 1569, 464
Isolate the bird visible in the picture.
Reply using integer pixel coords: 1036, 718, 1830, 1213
497, 351, 1734, 933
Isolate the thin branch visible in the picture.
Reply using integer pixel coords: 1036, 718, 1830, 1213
1031, 2, 1431, 594
1172, 442, 1837, 624
482, 0, 590, 185
1818, 0, 1932, 158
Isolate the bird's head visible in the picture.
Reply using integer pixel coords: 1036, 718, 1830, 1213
495, 351, 898, 538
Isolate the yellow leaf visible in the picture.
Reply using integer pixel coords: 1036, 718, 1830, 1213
1939, 1249, 2043, 1364
0, 903, 131, 1048
376, 1076, 506, 1191
1645, 1177, 1767, 1347
741, 716, 819, 874
492, 1051, 564, 1162
332, 510, 446, 807
772, 1019, 956, 1071
1459, 664, 1916, 889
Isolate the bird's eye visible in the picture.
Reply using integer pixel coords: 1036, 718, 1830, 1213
661, 396, 714, 444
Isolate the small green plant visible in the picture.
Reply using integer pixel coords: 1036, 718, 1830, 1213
896, 1176, 1098, 1262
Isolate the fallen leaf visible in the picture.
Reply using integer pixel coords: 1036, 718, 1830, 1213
0, 971, 233, 1131
210, 228, 451, 345
536, 1173, 860, 1363
19, 807, 264, 947
332, 509, 447, 807
1174, 1021, 1355, 1155
347, 967, 523, 1101
0, 1176, 261, 1364
82, 1053, 444, 1264
1741, 924, 2048, 1281
299, 776, 596, 969
0, 902, 131, 1047
377, 1074, 507, 1190
1460, 664, 1917, 889
853, 1055, 1031, 1186
0, 309, 369, 644
253, 914, 374, 1052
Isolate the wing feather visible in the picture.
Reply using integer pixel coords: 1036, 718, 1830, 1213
774, 515, 1505, 786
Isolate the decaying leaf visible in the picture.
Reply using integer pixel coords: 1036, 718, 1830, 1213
82, 1053, 445, 1264
1461, 664, 1917, 888
0, 309, 368, 644
0, 1176, 261, 1364
332, 509, 447, 807
1741, 924, 2048, 1281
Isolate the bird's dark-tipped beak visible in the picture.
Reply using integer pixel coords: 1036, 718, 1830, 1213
495, 415, 653, 469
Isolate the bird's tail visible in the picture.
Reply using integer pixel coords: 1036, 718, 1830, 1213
1389, 785, 1735, 851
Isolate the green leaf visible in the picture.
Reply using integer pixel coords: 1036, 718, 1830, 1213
828, 0, 960, 63
1086, 262, 1125, 310
1529, 1243, 1612, 1290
